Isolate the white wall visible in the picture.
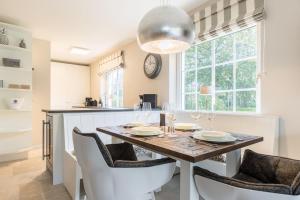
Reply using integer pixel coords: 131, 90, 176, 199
51, 62, 90, 108
90, 42, 169, 107
261, 0, 300, 159
32, 38, 51, 146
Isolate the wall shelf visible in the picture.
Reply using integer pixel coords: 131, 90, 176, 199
0, 66, 32, 72
0, 88, 32, 92
0, 21, 32, 161
0, 44, 31, 53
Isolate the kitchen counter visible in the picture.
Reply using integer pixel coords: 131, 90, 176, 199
42, 107, 134, 113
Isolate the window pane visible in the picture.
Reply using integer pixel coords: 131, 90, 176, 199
216, 92, 233, 111
198, 95, 212, 111
197, 67, 212, 89
215, 34, 234, 64
236, 26, 257, 59
184, 70, 196, 93
236, 91, 256, 112
236, 60, 256, 89
185, 94, 196, 110
197, 41, 212, 67
216, 64, 233, 90
184, 46, 196, 70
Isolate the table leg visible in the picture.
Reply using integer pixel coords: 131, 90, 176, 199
180, 161, 199, 200
111, 136, 123, 144
226, 149, 241, 177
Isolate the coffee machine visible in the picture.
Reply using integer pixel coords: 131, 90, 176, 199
139, 94, 157, 109
85, 97, 97, 107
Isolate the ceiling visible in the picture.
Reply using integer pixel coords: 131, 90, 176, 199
0, 0, 208, 65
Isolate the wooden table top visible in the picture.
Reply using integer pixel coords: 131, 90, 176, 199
96, 126, 263, 163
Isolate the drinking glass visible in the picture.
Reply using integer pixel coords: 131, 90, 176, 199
190, 112, 201, 124
142, 102, 152, 123
133, 103, 141, 122
166, 103, 177, 137
162, 103, 169, 114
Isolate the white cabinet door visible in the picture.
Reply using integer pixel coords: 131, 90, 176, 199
95, 113, 112, 144
64, 115, 81, 151
80, 114, 95, 132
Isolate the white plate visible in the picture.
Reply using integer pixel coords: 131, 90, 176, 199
200, 130, 230, 140
174, 123, 201, 131
130, 126, 162, 136
126, 122, 146, 127
193, 131, 237, 143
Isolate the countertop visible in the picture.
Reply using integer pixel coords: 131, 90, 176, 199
42, 107, 134, 113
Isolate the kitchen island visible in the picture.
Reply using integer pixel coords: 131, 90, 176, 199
41, 108, 160, 184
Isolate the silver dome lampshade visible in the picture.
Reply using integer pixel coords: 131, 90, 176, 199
137, 5, 195, 54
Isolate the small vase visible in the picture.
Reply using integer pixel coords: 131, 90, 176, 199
0, 28, 9, 45
19, 39, 26, 48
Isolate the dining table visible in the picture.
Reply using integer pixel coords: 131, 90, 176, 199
96, 126, 263, 200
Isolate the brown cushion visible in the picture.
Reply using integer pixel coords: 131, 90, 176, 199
240, 150, 300, 185
194, 167, 292, 195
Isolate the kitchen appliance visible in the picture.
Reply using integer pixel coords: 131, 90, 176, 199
43, 115, 53, 174
140, 94, 157, 109
85, 97, 97, 107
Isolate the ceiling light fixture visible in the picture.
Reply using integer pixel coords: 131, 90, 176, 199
70, 47, 90, 55
137, 3, 195, 54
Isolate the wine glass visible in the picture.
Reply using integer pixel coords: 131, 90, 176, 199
142, 102, 152, 123
161, 102, 169, 114
207, 102, 216, 130
133, 103, 141, 122
190, 112, 201, 124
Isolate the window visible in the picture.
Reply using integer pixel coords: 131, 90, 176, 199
182, 26, 259, 113
100, 67, 123, 108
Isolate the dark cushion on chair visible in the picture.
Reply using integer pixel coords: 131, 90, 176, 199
106, 143, 138, 162
194, 167, 292, 195
240, 150, 300, 186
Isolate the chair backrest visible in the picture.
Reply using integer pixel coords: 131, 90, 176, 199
72, 127, 115, 200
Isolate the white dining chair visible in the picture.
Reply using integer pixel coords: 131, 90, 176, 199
194, 150, 300, 200
72, 127, 176, 200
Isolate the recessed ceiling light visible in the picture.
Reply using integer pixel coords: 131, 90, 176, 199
70, 47, 90, 55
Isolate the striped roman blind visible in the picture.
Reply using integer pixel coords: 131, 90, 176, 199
98, 50, 124, 76
193, 0, 265, 41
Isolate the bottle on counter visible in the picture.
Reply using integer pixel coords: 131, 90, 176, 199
99, 98, 103, 108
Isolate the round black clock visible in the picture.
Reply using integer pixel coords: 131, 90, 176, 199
143, 54, 162, 79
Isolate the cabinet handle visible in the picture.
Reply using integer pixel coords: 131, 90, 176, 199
42, 120, 50, 160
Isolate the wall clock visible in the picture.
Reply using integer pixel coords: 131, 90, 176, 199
143, 53, 162, 79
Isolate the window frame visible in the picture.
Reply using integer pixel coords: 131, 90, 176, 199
178, 23, 263, 114
100, 67, 124, 108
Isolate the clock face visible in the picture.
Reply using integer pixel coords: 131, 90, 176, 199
144, 54, 162, 79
